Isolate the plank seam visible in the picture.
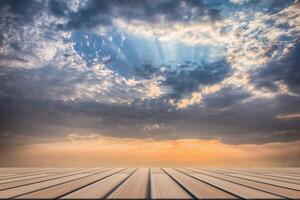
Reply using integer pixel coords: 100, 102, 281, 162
190, 168, 290, 199
194, 168, 300, 192
10, 168, 113, 199
0, 168, 102, 191
162, 168, 197, 200
205, 168, 300, 185
174, 168, 244, 200
0, 169, 71, 182
102, 168, 138, 199
55, 168, 129, 200
147, 168, 151, 200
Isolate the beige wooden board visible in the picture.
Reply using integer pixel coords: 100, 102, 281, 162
0, 168, 101, 190
218, 168, 300, 178
215, 168, 300, 184
0, 168, 70, 180
192, 168, 300, 199
0, 173, 54, 184
0, 168, 299, 199
237, 168, 300, 175
0, 170, 59, 181
118, 168, 137, 174
17, 168, 124, 199
61, 171, 131, 199
0, 173, 90, 198
225, 173, 300, 191
108, 168, 149, 199
150, 169, 192, 199
150, 168, 164, 173
164, 168, 237, 199
0, 168, 77, 183
0, 174, 15, 178
212, 168, 300, 184
266, 173, 300, 180
177, 169, 282, 199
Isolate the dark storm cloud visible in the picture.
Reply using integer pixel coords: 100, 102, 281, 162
203, 87, 250, 109
0, 66, 79, 100
134, 63, 162, 79
53, 0, 221, 30
0, 0, 221, 48
0, 0, 42, 46
0, 0, 43, 24
134, 60, 230, 98
164, 60, 230, 98
252, 41, 300, 94
1, 83, 300, 145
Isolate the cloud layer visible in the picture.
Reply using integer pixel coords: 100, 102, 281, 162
0, 0, 300, 154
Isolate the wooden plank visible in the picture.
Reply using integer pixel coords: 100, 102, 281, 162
177, 168, 282, 199
211, 168, 300, 184
266, 173, 300, 180
0, 173, 54, 184
17, 168, 124, 199
118, 168, 137, 174
0, 173, 91, 199
0, 168, 77, 184
108, 168, 149, 199
239, 168, 300, 175
224, 173, 300, 191
61, 170, 132, 199
151, 168, 192, 199
218, 168, 300, 178
192, 168, 300, 199
0, 168, 71, 181
151, 168, 164, 173
0, 168, 101, 190
164, 168, 237, 199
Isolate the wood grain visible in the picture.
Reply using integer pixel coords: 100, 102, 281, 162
108, 168, 149, 199
192, 168, 300, 199
178, 168, 282, 199
61, 170, 131, 199
151, 169, 192, 199
0, 168, 298, 199
164, 168, 237, 199
17, 168, 124, 199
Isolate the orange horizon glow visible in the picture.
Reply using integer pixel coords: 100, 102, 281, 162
1, 134, 299, 167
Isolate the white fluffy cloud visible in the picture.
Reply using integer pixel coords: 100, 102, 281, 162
0, 3, 168, 104
113, 3, 300, 108
1, 1, 299, 108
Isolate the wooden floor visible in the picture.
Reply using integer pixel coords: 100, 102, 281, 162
0, 168, 299, 199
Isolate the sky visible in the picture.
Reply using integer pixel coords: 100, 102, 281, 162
0, 0, 300, 167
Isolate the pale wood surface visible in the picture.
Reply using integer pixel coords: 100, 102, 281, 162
0, 173, 89, 198
190, 168, 300, 199
218, 172, 300, 190
17, 168, 121, 199
207, 168, 300, 184
150, 172, 192, 199
177, 168, 282, 199
61, 170, 131, 199
0, 168, 298, 199
163, 168, 237, 199
108, 168, 149, 199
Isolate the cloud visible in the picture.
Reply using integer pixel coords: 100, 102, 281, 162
276, 113, 300, 120
164, 60, 230, 98
134, 60, 230, 99
53, 0, 222, 30
0, 0, 300, 149
114, 1, 300, 108
229, 0, 249, 5
252, 41, 300, 95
